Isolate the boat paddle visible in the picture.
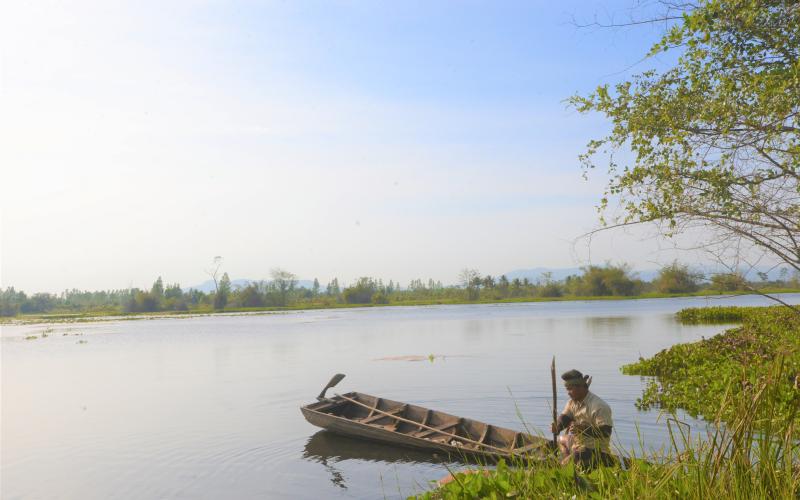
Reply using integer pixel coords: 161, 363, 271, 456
317, 373, 346, 401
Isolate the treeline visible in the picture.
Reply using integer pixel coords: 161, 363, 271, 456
2, 262, 799, 317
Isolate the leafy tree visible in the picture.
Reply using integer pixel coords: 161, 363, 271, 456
567, 264, 641, 296
326, 278, 341, 297
270, 268, 297, 307
538, 272, 563, 298
458, 268, 481, 300
214, 272, 231, 309
151, 276, 164, 299
654, 261, 702, 294
0, 287, 23, 316
343, 277, 378, 304
312, 278, 320, 297
572, 0, 799, 311
164, 283, 182, 300
711, 272, 748, 292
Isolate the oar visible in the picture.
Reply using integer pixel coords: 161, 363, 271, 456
317, 373, 346, 401
551, 356, 558, 449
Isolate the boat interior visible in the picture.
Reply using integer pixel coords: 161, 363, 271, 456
307, 392, 548, 456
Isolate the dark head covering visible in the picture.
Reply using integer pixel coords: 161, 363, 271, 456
561, 369, 591, 388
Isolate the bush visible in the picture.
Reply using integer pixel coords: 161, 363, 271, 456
343, 278, 378, 304
654, 261, 701, 293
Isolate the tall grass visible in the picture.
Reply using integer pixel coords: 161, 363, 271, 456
414, 361, 800, 499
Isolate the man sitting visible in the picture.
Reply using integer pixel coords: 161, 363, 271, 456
551, 369, 616, 469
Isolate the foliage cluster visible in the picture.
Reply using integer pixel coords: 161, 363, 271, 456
675, 305, 764, 324
623, 306, 800, 424
572, 0, 800, 283
2, 263, 799, 318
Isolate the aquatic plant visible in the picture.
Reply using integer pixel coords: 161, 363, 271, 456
625, 307, 800, 423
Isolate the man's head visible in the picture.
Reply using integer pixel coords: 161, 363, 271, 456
561, 369, 590, 401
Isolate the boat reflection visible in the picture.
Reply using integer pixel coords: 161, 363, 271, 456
302, 430, 451, 465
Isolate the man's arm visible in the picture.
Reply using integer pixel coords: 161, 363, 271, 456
555, 413, 574, 433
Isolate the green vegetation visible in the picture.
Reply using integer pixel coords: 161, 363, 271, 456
624, 306, 800, 424
2, 263, 799, 322
675, 305, 765, 324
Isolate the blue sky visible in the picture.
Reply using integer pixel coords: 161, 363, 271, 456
1, 1, 692, 292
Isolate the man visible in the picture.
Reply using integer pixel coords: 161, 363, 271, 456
551, 369, 615, 469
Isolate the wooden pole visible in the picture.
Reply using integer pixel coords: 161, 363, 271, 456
551, 356, 558, 448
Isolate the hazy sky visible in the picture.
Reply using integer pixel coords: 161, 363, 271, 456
2, 1, 692, 292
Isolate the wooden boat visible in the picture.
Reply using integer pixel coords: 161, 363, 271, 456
300, 374, 552, 460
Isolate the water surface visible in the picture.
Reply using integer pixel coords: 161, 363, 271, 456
3, 294, 798, 499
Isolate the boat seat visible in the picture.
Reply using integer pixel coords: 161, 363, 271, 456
415, 421, 460, 439
360, 405, 407, 425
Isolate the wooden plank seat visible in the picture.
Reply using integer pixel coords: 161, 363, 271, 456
415, 419, 462, 439
360, 404, 407, 425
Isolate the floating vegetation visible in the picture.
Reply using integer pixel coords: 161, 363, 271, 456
675, 305, 774, 324
625, 306, 800, 424
24, 335, 38, 340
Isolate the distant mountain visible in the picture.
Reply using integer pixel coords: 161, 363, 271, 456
186, 279, 316, 293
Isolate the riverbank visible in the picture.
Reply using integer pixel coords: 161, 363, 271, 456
3, 288, 798, 325
415, 304, 800, 499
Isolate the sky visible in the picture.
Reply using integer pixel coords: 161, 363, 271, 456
1, 1, 694, 292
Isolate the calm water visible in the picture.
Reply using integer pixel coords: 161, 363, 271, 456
3, 294, 799, 499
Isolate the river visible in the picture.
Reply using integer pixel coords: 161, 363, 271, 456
3, 294, 799, 499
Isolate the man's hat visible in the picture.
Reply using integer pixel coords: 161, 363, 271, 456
561, 369, 591, 387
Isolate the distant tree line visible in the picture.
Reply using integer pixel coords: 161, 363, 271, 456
2, 262, 799, 317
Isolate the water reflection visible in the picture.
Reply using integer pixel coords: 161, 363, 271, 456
302, 431, 455, 491
303, 431, 445, 465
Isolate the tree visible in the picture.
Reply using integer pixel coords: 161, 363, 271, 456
654, 261, 702, 294
270, 268, 297, 307
326, 278, 341, 299
214, 272, 231, 309
711, 272, 747, 292
312, 278, 320, 297
458, 268, 481, 300
566, 264, 641, 296
343, 277, 378, 304
237, 283, 264, 307
571, 0, 799, 311
150, 276, 164, 298
206, 256, 224, 297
